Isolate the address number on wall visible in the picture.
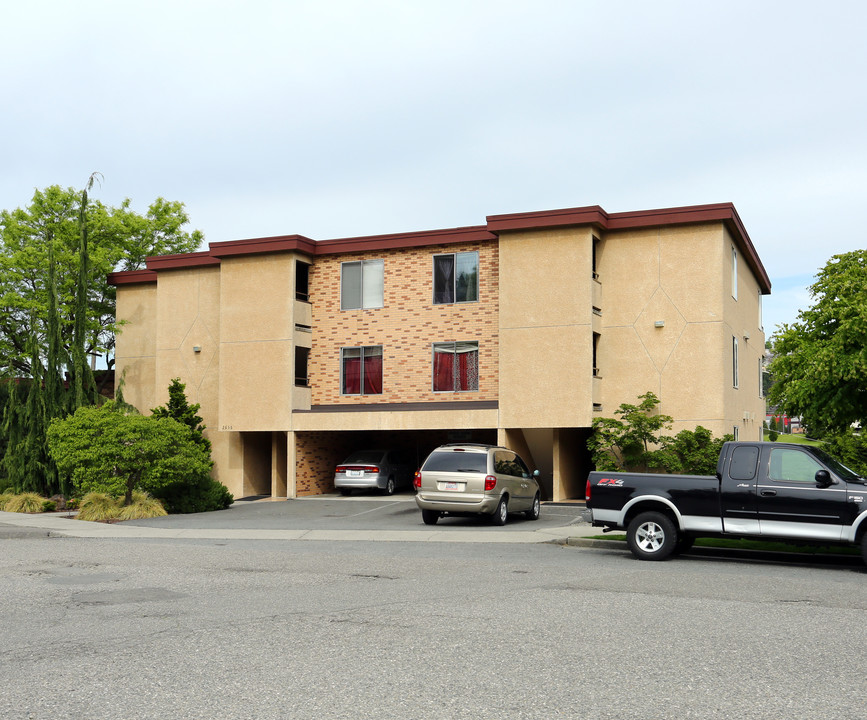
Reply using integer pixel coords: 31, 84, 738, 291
221, 425, 233, 431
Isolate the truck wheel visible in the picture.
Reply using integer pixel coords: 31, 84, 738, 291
626, 512, 677, 561
422, 509, 440, 525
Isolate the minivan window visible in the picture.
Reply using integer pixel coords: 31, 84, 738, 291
422, 451, 487, 473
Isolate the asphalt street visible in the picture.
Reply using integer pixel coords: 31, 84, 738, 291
1, 527, 866, 720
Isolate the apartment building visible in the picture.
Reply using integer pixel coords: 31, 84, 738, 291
109, 202, 770, 501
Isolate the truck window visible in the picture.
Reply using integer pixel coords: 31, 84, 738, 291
730, 446, 759, 480
769, 448, 823, 484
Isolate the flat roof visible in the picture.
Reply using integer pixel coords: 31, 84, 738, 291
108, 202, 770, 293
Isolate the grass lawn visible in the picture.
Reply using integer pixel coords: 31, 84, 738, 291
589, 533, 860, 557
763, 430, 822, 446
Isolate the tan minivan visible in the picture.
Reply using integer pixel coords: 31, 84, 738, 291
413, 443, 541, 526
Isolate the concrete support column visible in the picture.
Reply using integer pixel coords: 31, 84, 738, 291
271, 431, 288, 498
286, 430, 298, 498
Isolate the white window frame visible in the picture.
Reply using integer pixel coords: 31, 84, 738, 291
731, 246, 738, 300
758, 290, 763, 330
340, 259, 384, 310
732, 335, 739, 388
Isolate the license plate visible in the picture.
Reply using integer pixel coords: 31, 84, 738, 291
347, 470, 364, 478
445, 482, 459, 490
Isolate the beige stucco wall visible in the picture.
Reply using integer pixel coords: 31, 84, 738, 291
498, 227, 595, 428
114, 282, 158, 413
596, 223, 765, 442
218, 253, 300, 431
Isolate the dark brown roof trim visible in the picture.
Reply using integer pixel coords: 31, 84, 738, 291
107, 269, 157, 285
296, 400, 499, 413
487, 202, 770, 293
146, 251, 221, 271
109, 202, 769, 293
486, 205, 609, 232
209, 234, 317, 258
315, 225, 494, 254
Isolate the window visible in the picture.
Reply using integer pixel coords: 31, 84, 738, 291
758, 290, 763, 330
592, 236, 600, 280
769, 448, 823, 484
759, 357, 764, 398
294, 347, 309, 386
732, 336, 739, 388
593, 332, 601, 377
433, 252, 478, 304
341, 259, 383, 310
729, 445, 759, 481
341, 346, 383, 395
731, 247, 738, 300
733, 425, 739, 441
296, 261, 310, 301
494, 451, 531, 478
432, 341, 479, 392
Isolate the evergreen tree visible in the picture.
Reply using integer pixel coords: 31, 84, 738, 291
151, 378, 211, 452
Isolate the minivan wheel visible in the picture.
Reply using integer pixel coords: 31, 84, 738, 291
383, 477, 395, 496
525, 493, 541, 521
422, 509, 440, 525
491, 496, 508, 526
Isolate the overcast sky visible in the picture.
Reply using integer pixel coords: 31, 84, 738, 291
3, 0, 865, 336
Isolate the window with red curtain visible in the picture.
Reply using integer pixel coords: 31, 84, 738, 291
432, 342, 478, 392
341, 346, 382, 395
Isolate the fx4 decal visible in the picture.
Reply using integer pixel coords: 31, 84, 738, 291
598, 478, 625, 487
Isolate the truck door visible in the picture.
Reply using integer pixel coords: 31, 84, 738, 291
720, 444, 760, 534
756, 446, 847, 541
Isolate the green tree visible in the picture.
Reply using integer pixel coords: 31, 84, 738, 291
0, 182, 203, 495
46, 402, 212, 506
0, 184, 203, 377
768, 250, 867, 434
822, 428, 867, 476
151, 378, 211, 452
587, 392, 674, 471
149, 378, 232, 512
657, 426, 733, 475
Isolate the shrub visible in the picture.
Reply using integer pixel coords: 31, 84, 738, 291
77, 493, 121, 522
768, 430, 779, 442
0, 492, 12, 511
115, 491, 167, 521
66, 497, 80, 510
5, 492, 47, 513
47, 402, 213, 506
154, 476, 233, 514
41, 500, 56, 512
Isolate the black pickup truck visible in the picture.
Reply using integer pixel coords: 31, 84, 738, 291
586, 441, 867, 564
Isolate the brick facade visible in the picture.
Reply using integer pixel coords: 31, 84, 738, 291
309, 242, 499, 405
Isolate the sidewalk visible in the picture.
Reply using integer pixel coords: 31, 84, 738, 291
0, 504, 604, 545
